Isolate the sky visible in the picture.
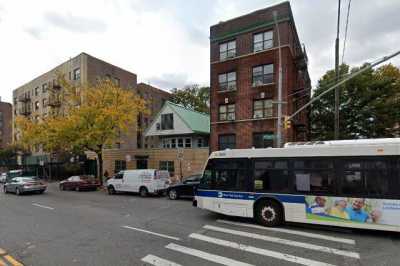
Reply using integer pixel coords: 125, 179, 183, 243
0, 0, 399, 103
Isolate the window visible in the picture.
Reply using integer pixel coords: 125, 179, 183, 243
197, 138, 203, 148
253, 132, 274, 148
254, 160, 289, 192
171, 139, 176, 148
42, 98, 47, 107
178, 138, 184, 148
219, 104, 235, 121
42, 83, 48, 93
35, 87, 39, 96
185, 138, 191, 148
114, 173, 123, 179
160, 161, 174, 177
294, 159, 335, 194
213, 159, 248, 191
253, 99, 273, 118
218, 72, 236, 91
35, 101, 39, 110
252, 64, 274, 86
219, 40, 236, 61
254, 31, 273, 52
114, 160, 126, 173
342, 159, 392, 197
73, 68, 81, 80
114, 77, 120, 86
218, 134, 236, 150
161, 113, 173, 130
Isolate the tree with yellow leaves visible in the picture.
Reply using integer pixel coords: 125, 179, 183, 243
16, 77, 147, 184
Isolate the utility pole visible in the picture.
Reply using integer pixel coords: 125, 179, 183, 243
273, 10, 283, 147
334, 0, 341, 140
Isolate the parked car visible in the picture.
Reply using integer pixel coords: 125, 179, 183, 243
0, 173, 6, 183
166, 174, 202, 200
59, 175, 99, 191
107, 169, 170, 197
3, 177, 47, 195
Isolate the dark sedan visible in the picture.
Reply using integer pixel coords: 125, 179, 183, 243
59, 175, 99, 191
4, 177, 47, 195
166, 174, 201, 200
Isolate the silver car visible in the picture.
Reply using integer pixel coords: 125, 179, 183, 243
3, 177, 47, 195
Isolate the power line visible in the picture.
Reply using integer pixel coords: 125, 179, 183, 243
341, 0, 352, 64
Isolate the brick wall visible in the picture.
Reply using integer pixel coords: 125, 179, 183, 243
0, 102, 12, 149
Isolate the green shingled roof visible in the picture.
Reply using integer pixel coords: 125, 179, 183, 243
167, 101, 210, 134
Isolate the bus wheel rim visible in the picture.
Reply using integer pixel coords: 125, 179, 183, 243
261, 206, 276, 222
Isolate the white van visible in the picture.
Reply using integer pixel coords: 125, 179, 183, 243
106, 169, 170, 197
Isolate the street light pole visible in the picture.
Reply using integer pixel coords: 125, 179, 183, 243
334, 0, 341, 140
273, 10, 283, 148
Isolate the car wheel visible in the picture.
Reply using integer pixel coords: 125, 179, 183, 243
139, 187, 148, 197
168, 189, 178, 200
16, 187, 21, 196
108, 186, 116, 195
255, 200, 283, 227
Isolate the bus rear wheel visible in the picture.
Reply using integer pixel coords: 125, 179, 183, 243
255, 200, 283, 227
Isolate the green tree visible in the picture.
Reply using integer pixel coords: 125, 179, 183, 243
310, 64, 400, 140
16, 78, 148, 183
170, 84, 210, 113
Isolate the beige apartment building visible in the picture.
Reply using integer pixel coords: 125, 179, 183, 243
12, 53, 170, 164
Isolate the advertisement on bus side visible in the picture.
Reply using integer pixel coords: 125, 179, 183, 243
305, 196, 400, 226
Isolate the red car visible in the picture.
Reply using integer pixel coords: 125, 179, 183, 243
59, 175, 100, 191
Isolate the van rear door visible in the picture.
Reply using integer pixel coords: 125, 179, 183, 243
155, 170, 170, 189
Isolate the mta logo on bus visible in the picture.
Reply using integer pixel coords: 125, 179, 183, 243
218, 192, 223, 198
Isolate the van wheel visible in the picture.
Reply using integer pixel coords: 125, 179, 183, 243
139, 187, 148, 197
108, 186, 116, 195
255, 200, 283, 227
168, 189, 178, 200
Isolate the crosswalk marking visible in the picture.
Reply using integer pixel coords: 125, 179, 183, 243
204, 225, 359, 259
189, 233, 336, 266
166, 243, 254, 266
141, 254, 182, 266
122, 226, 181, 241
217, 219, 356, 245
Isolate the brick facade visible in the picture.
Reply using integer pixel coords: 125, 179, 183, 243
0, 101, 12, 149
210, 2, 311, 152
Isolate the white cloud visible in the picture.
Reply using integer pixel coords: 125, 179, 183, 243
0, 0, 399, 103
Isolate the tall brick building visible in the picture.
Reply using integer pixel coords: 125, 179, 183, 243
210, 2, 311, 151
0, 99, 12, 149
12, 53, 170, 162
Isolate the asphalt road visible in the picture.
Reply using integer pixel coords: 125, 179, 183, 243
0, 183, 399, 266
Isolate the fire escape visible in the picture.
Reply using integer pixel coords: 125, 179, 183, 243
47, 81, 62, 117
18, 94, 32, 116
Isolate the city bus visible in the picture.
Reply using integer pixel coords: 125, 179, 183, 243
194, 138, 400, 231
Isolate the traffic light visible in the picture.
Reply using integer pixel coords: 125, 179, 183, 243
284, 116, 291, 129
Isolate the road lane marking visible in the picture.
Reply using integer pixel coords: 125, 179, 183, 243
141, 254, 182, 266
4, 255, 24, 266
204, 225, 359, 259
122, 226, 181, 241
32, 203, 54, 210
189, 233, 335, 266
217, 220, 356, 245
165, 243, 254, 266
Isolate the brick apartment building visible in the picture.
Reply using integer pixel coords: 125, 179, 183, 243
0, 99, 12, 149
210, 2, 311, 151
12, 53, 170, 163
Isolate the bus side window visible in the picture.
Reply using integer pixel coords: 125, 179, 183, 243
214, 159, 248, 191
294, 159, 335, 194
254, 160, 289, 192
199, 160, 213, 189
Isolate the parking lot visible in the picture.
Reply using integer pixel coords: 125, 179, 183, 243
1, 183, 400, 266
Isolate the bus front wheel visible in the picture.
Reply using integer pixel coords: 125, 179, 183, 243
255, 200, 283, 227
